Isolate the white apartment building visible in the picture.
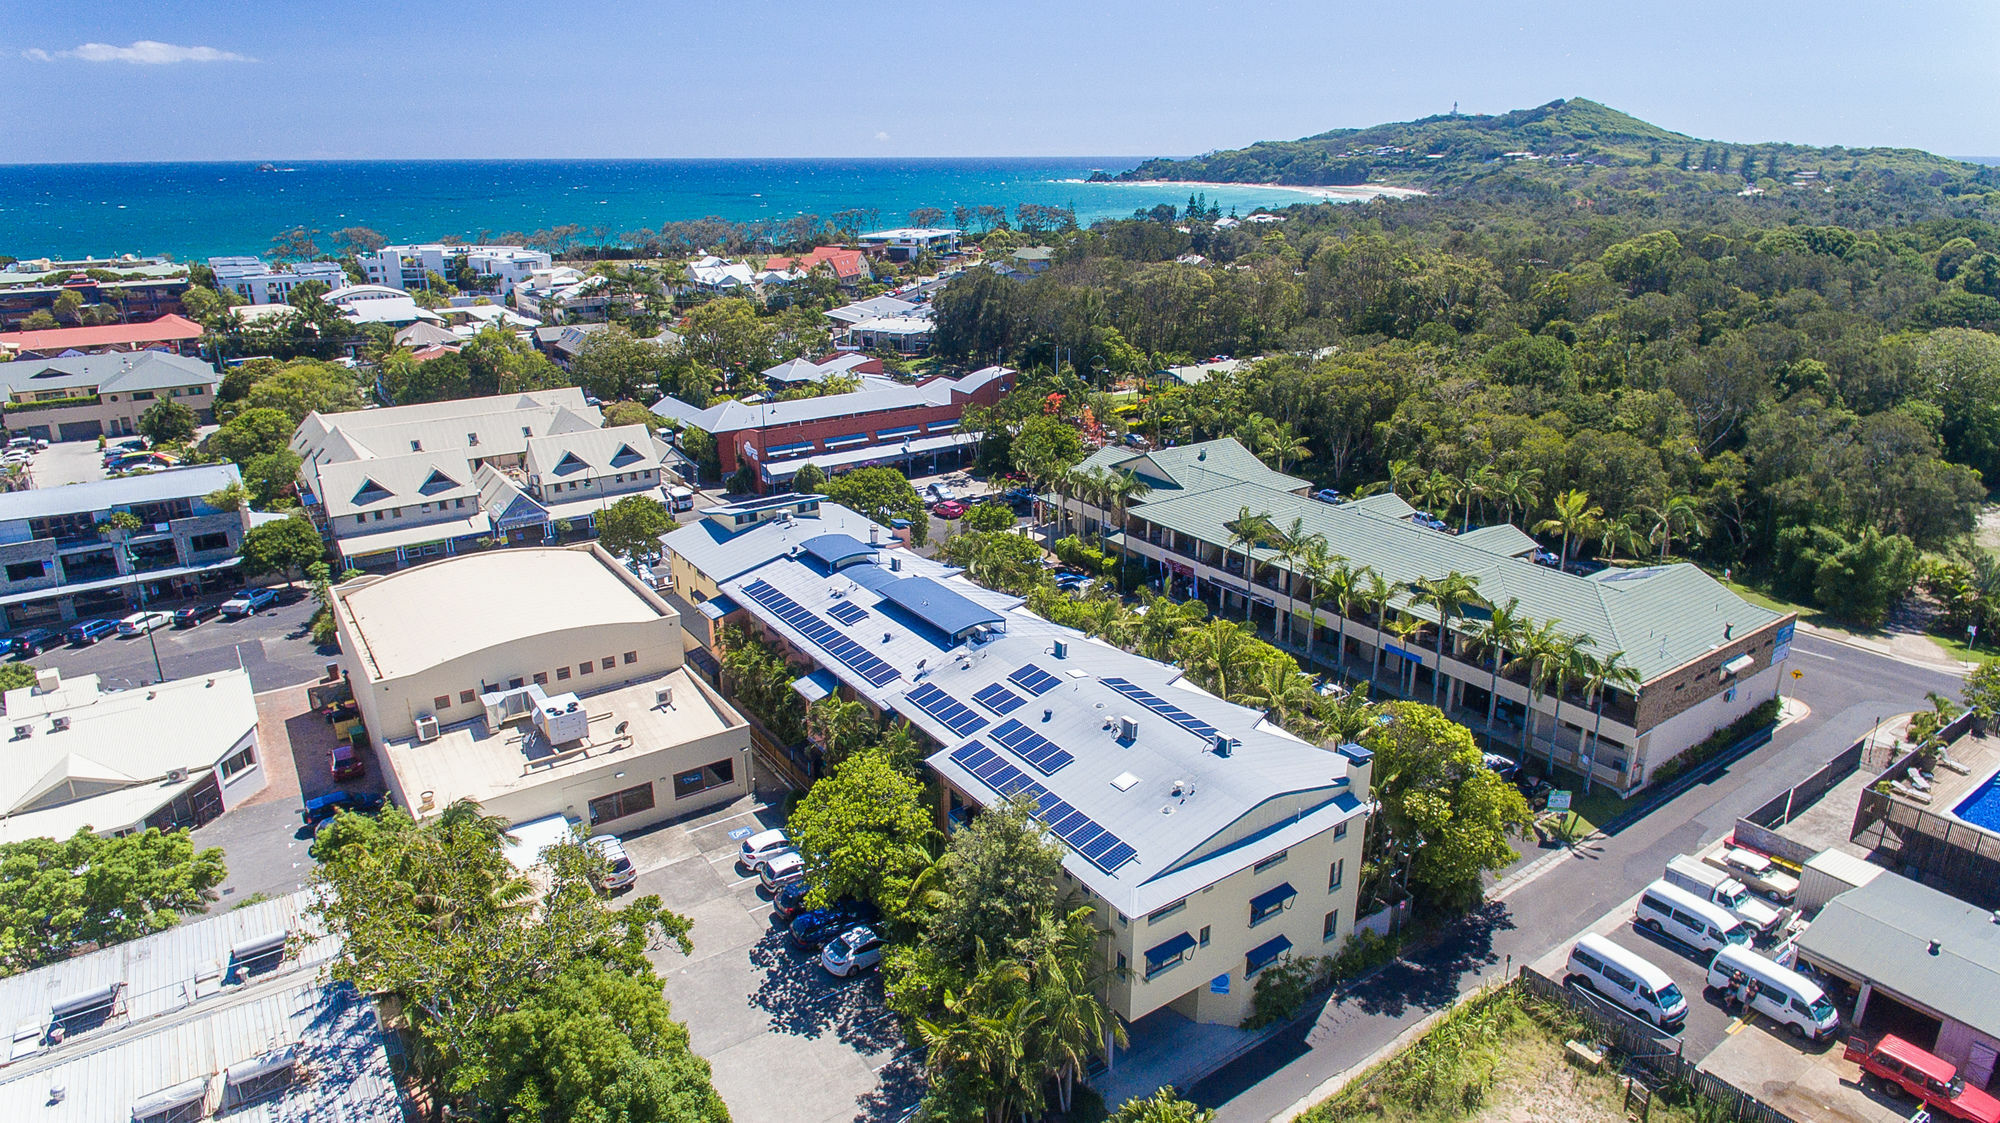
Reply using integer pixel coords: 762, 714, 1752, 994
206, 257, 348, 305
357, 244, 553, 297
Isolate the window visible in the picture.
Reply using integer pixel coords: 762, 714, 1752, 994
588, 782, 656, 824
1199, 925, 1211, 947
557, 666, 571, 680
373, 511, 384, 521
1253, 850, 1288, 874
433, 695, 451, 710
220, 745, 257, 779
601, 656, 615, 670
1333, 821, 1347, 840
356, 516, 366, 527
1250, 882, 1296, 925
131, 390, 155, 401
579, 661, 593, 675
672, 758, 736, 799
1116, 952, 1127, 973
533, 672, 548, 686
1324, 911, 1340, 942
189, 532, 229, 552
509, 678, 524, 689
455, 498, 465, 509
1328, 859, 1345, 892
623, 651, 637, 664
4, 560, 45, 582
1148, 899, 1186, 924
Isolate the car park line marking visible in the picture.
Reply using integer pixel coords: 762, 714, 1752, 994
1725, 1012, 1752, 1035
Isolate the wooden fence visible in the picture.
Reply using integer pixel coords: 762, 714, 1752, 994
1743, 739, 1865, 831
1517, 969, 1806, 1123
1849, 712, 1996, 905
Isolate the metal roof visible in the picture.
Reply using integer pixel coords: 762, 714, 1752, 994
875, 575, 1007, 637
0, 463, 240, 525
800, 533, 877, 570
1796, 871, 2000, 1036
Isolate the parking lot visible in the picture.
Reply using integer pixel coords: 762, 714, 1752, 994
639, 796, 921, 1123
14, 585, 335, 693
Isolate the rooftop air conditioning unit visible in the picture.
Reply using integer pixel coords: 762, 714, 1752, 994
1213, 733, 1230, 756
1117, 716, 1138, 741
166, 768, 188, 783
415, 714, 440, 742
1052, 640, 1069, 660
50, 716, 69, 732
656, 686, 675, 708
890, 556, 902, 572
12, 724, 30, 739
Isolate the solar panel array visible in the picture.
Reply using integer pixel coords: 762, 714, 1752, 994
972, 682, 1026, 715
1101, 677, 1220, 740
826, 601, 869, 625
1008, 663, 1063, 696
988, 718, 1075, 775
905, 682, 988, 736
740, 579, 901, 688
949, 741, 1137, 873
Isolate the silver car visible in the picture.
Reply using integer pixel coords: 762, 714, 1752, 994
820, 925, 884, 977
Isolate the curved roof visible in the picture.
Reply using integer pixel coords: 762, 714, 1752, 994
324, 284, 408, 304
876, 575, 1006, 637
800, 533, 876, 570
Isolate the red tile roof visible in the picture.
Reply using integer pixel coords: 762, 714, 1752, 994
766, 247, 869, 280
0, 314, 204, 350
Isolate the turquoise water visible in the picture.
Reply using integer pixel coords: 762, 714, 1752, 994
0, 158, 1340, 261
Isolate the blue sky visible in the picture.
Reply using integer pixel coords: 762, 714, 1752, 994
3, 1, 1996, 162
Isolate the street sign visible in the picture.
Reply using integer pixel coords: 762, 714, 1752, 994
1210, 974, 1230, 995
1791, 669, 1804, 680
1546, 790, 1573, 813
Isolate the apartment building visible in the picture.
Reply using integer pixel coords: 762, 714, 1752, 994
474, 423, 675, 544
662, 500, 1371, 1028
206, 256, 348, 304
0, 258, 190, 330
357, 243, 553, 296
1062, 438, 1795, 794
0, 464, 248, 628
857, 227, 963, 260
651, 365, 1012, 490
331, 544, 751, 833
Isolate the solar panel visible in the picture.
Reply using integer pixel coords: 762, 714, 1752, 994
827, 601, 869, 626
944, 743, 1135, 874
987, 718, 1074, 775
741, 580, 901, 687
905, 682, 988, 737
1007, 664, 1063, 696
972, 683, 1026, 715
1101, 677, 1220, 740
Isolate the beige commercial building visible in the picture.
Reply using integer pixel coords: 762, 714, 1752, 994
331, 544, 750, 832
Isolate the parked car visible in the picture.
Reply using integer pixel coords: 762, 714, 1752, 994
739, 828, 792, 870
172, 602, 220, 628
925, 482, 957, 504
330, 742, 367, 782
772, 878, 816, 921
760, 851, 806, 893
1704, 845, 1800, 904
117, 610, 171, 636
66, 618, 118, 645
1482, 753, 1521, 782
789, 900, 879, 950
588, 835, 638, 891
301, 790, 385, 832
820, 925, 885, 977
1314, 488, 1343, 504
1844, 1035, 2000, 1122
14, 627, 62, 656
933, 499, 966, 519
220, 587, 279, 617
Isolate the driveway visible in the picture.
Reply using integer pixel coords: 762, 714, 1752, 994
644, 796, 922, 1123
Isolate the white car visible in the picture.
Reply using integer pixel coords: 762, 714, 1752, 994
220, 587, 278, 616
759, 850, 805, 893
926, 482, 957, 503
588, 835, 637, 890
117, 610, 171, 635
739, 828, 793, 871
821, 925, 885, 977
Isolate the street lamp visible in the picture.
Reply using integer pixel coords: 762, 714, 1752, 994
122, 543, 165, 683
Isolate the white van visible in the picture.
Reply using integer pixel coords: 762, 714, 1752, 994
1636, 880, 1752, 954
1565, 933, 1688, 1031
1664, 855, 1786, 937
668, 486, 695, 512
1707, 945, 1839, 1041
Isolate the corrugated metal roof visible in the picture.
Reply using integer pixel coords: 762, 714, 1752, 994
1796, 872, 2000, 1036
0, 463, 240, 525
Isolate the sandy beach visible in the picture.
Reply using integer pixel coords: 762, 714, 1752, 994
1069, 178, 1428, 201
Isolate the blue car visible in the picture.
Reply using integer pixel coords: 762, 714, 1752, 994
773, 878, 816, 921
65, 618, 117, 645
789, 900, 878, 950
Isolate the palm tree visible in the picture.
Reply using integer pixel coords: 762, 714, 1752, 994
1410, 571, 1481, 707
1357, 569, 1397, 687
916, 979, 1037, 1123
1475, 598, 1527, 742
1270, 423, 1312, 474
1295, 540, 1341, 666
1596, 512, 1645, 564
1134, 589, 1207, 663
1241, 656, 1319, 731
1275, 520, 1320, 648
1386, 614, 1425, 697
1582, 650, 1641, 794
1534, 488, 1603, 569
806, 696, 872, 766
1494, 467, 1542, 525
1027, 906, 1126, 1114
1102, 469, 1152, 552
1645, 494, 1708, 561
1505, 618, 1562, 759
1320, 558, 1362, 679
1174, 618, 1260, 701
1223, 507, 1283, 621
1547, 636, 1598, 778
1463, 464, 1501, 530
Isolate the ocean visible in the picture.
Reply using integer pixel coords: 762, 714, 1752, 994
0, 158, 1340, 262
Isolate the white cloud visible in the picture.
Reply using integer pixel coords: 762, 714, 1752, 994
22, 41, 253, 65
874, 131, 891, 142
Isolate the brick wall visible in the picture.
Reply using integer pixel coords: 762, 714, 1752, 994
1633, 612, 1795, 731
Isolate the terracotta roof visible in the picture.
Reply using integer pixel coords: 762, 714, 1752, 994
766, 247, 868, 279
0, 314, 203, 350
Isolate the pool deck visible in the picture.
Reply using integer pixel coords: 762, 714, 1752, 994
1918, 730, 2000, 824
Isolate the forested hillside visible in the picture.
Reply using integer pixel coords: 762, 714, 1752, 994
942, 118, 2000, 632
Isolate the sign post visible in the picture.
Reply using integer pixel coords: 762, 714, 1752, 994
1547, 789, 1575, 841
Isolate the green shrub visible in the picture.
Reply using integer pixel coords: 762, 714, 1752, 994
1648, 697, 1780, 787
1243, 927, 1400, 1029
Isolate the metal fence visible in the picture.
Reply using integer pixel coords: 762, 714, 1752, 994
1517, 970, 1805, 1123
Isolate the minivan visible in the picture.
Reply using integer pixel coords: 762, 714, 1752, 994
1709, 945, 1839, 1041
1635, 879, 1752, 954
668, 486, 695, 512
1565, 933, 1687, 1030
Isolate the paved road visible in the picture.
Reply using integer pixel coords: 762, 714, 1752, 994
1191, 631, 1964, 1121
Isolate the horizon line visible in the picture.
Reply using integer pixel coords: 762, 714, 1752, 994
0, 154, 1174, 169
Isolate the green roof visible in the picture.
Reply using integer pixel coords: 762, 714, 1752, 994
1078, 439, 1310, 497
1114, 441, 1781, 683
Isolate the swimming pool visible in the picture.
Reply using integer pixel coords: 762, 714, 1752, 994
1952, 769, 2000, 831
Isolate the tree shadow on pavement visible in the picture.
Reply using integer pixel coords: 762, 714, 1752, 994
747, 924, 907, 1053
852, 1049, 925, 1122
1346, 900, 1517, 1019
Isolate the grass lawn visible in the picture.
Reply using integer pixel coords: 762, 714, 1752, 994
1927, 631, 2000, 666
1299, 983, 1723, 1123
1539, 768, 1636, 836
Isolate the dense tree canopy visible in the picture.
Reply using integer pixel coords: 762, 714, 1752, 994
0, 827, 226, 976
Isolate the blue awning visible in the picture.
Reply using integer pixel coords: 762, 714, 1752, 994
696, 594, 740, 620
1145, 931, 1197, 967
1246, 934, 1293, 975
876, 575, 1005, 637
1249, 882, 1297, 914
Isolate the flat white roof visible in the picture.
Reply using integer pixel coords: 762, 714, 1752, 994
338, 547, 666, 681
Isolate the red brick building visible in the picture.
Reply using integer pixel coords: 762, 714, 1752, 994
653, 366, 1013, 491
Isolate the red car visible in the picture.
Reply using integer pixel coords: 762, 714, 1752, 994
1845, 1035, 2000, 1123
330, 743, 367, 782
934, 499, 966, 519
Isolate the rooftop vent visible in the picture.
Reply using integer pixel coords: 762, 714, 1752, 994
1171, 779, 1187, 796
890, 556, 902, 572
1111, 771, 1141, 791
12, 724, 30, 740
51, 716, 69, 732
656, 686, 675, 707
1930, 939, 1943, 955
415, 714, 440, 742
